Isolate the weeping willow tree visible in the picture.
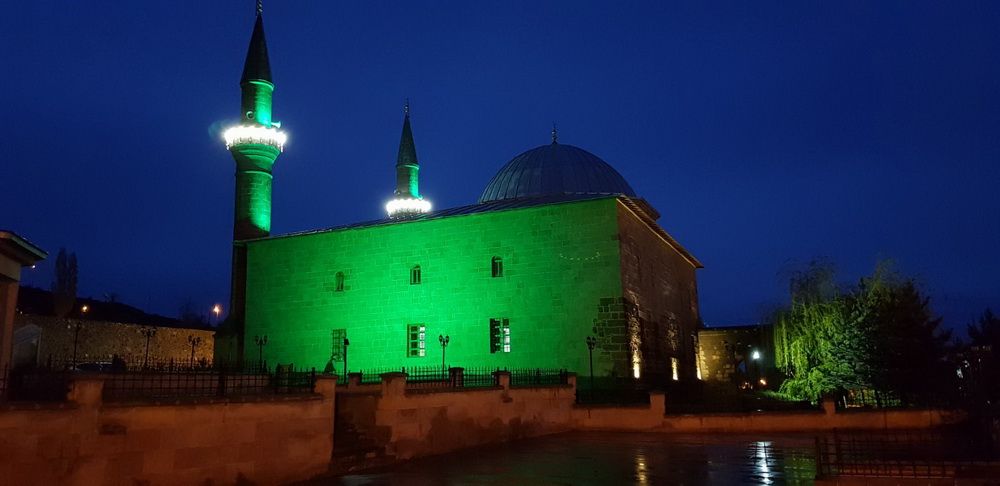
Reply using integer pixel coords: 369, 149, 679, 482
773, 260, 952, 402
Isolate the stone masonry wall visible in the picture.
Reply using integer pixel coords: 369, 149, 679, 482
0, 375, 336, 486
244, 197, 626, 377
696, 326, 768, 383
338, 372, 576, 460
14, 315, 214, 366
615, 202, 701, 383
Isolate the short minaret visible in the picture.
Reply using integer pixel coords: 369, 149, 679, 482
222, 7, 285, 361
386, 103, 431, 219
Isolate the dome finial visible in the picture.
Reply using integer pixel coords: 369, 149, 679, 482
405, 98, 410, 117
256, 0, 263, 16
551, 122, 558, 144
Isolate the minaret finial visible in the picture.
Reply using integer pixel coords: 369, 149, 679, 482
405, 98, 410, 116
552, 122, 558, 144
256, 0, 263, 16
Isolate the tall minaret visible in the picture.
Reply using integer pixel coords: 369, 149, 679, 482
386, 102, 431, 218
223, 6, 285, 360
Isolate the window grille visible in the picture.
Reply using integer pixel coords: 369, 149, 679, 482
490, 318, 510, 353
408, 324, 426, 357
331, 329, 347, 362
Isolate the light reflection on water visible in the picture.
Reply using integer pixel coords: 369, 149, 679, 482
306, 432, 819, 486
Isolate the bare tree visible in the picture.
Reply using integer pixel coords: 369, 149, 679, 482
51, 248, 78, 318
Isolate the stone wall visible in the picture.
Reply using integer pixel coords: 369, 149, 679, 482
570, 394, 965, 433
244, 197, 626, 377
616, 201, 701, 383
337, 372, 577, 460
696, 325, 769, 383
13, 315, 214, 367
0, 374, 336, 486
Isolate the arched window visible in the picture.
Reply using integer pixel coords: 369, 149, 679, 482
335, 272, 345, 292
410, 265, 421, 285
491, 257, 503, 277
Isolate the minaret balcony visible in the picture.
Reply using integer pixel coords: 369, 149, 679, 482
224, 125, 286, 151
386, 197, 431, 219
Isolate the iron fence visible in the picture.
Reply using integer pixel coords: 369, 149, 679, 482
102, 367, 316, 401
1, 366, 71, 402
463, 367, 501, 388
353, 367, 406, 385
404, 366, 453, 389
508, 368, 568, 387
347, 366, 566, 390
815, 429, 1000, 479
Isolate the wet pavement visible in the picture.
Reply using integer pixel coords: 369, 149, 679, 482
313, 431, 819, 485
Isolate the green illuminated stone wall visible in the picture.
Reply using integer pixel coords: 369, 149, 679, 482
244, 198, 627, 377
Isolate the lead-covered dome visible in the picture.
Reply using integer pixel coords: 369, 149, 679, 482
479, 142, 637, 203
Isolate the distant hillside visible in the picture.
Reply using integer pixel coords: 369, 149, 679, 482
16, 286, 212, 330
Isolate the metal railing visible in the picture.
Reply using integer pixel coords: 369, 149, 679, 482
102, 367, 316, 401
347, 366, 567, 390
815, 429, 1000, 479
508, 368, 568, 387
1, 366, 71, 402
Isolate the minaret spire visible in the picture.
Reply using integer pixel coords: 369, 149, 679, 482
386, 102, 431, 219
256, 0, 263, 16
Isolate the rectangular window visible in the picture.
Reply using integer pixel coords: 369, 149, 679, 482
331, 329, 347, 362
490, 318, 510, 353
410, 265, 421, 285
491, 257, 503, 277
407, 324, 426, 357
671, 357, 680, 381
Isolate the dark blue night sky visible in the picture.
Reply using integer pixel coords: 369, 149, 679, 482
4, 2, 998, 332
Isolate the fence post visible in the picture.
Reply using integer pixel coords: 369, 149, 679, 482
449, 367, 464, 388
494, 370, 511, 390
217, 369, 227, 397
347, 372, 362, 387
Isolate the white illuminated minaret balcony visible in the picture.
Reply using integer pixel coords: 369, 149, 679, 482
386, 197, 432, 218
223, 125, 287, 151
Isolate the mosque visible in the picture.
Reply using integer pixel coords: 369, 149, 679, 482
219, 12, 703, 386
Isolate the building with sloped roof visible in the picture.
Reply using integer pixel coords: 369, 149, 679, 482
221, 12, 703, 386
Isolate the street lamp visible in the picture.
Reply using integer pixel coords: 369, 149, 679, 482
751, 349, 762, 388
586, 336, 597, 395
438, 335, 449, 369
81, 305, 89, 315
212, 304, 221, 326
188, 335, 203, 368
255, 334, 268, 371
139, 327, 158, 369
343, 338, 350, 377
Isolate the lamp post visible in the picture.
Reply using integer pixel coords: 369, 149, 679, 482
438, 334, 449, 369
586, 336, 597, 395
212, 304, 221, 326
254, 334, 268, 371
68, 321, 84, 367
343, 338, 350, 377
188, 335, 203, 368
751, 348, 762, 388
139, 326, 157, 369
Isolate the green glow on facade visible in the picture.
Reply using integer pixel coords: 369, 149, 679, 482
244, 198, 627, 377
241, 80, 274, 127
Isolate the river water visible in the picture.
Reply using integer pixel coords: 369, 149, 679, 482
314, 431, 819, 485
